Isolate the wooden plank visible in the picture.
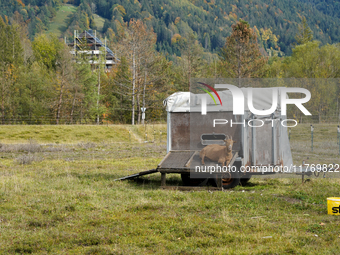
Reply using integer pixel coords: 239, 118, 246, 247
228, 152, 238, 167
185, 151, 199, 167
168, 150, 194, 152
157, 151, 171, 167
158, 168, 191, 173
159, 152, 239, 174
160, 186, 222, 191
114, 169, 158, 181
159, 151, 193, 169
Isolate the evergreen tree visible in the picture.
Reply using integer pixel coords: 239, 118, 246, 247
72, 38, 98, 124
0, 17, 23, 123
16, 62, 54, 124
174, 32, 205, 90
219, 19, 267, 85
107, 56, 132, 123
295, 17, 313, 45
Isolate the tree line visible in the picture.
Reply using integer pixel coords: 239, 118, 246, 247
0, 16, 340, 124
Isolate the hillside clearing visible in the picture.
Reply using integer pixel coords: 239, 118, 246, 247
46, 4, 77, 37
46, 4, 106, 37
93, 14, 105, 32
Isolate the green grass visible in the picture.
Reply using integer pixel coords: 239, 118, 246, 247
0, 125, 144, 144
93, 14, 105, 32
289, 123, 340, 165
0, 124, 340, 254
46, 4, 107, 37
130, 124, 167, 143
46, 4, 77, 37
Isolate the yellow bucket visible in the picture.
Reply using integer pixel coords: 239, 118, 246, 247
327, 197, 340, 215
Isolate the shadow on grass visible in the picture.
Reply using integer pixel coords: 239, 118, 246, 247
59, 172, 120, 181
69, 172, 273, 190
62, 172, 180, 189
239, 181, 258, 188
65, 171, 295, 191
133, 176, 182, 186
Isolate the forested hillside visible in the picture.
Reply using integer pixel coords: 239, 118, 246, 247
2, 0, 340, 56
1, 1, 340, 125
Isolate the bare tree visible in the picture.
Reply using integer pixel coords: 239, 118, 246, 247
114, 19, 156, 125
91, 3, 97, 14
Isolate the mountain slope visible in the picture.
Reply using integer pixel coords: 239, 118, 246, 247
2, 0, 340, 55
45, 4, 105, 37
73, 0, 340, 55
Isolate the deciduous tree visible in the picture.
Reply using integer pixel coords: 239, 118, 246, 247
173, 32, 205, 91
114, 19, 158, 125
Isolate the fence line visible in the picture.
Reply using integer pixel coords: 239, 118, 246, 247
0, 118, 167, 125
0, 114, 167, 125
1, 114, 339, 125
296, 115, 340, 124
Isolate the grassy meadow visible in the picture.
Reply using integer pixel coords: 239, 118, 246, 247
46, 4, 77, 38
93, 14, 106, 32
0, 124, 340, 254
46, 4, 106, 38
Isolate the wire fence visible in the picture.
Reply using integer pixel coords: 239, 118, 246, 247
0, 115, 167, 125
1, 114, 339, 125
291, 115, 340, 124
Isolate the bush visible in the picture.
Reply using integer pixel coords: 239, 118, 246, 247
16, 153, 41, 165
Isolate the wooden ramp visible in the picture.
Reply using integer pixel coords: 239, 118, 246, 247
161, 186, 222, 191
114, 169, 158, 181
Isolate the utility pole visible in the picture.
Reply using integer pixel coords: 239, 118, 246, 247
142, 71, 147, 125
96, 31, 101, 125
311, 125, 314, 152
337, 97, 339, 123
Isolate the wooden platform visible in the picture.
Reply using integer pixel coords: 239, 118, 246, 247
115, 150, 240, 189
160, 186, 222, 191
